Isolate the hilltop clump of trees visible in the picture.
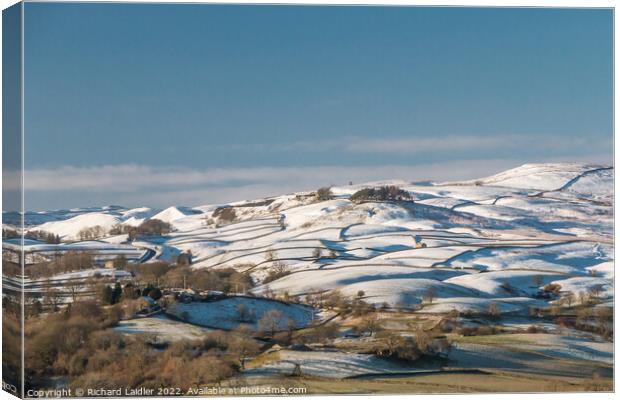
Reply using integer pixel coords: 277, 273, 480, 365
350, 186, 412, 203
212, 206, 237, 223
205, 207, 237, 227
315, 187, 334, 201
110, 219, 172, 240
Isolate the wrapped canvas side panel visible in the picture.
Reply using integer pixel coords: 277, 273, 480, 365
2, 2, 24, 398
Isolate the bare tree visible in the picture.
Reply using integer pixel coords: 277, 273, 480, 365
78, 225, 107, 240
588, 284, 604, 301
229, 333, 260, 370
414, 327, 432, 354
316, 187, 333, 201
446, 308, 460, 332
488, 302, 501, 320
66, 280, 82, 303
595, 307, 613, 339
374, 331, 403, 357
291, 363, 302, 377
266, 249, 277, 262
324, 290, 344, 310
578, 291, 589, 305
43, 285, 61, 311
312, 248, 322, 260
577, 307, 592, 326
286, 318, 296, 342
237, 303, 252, 322
359, 313, 380, 336
562, 292, 575, 308
424, 287, 436, 304
258, 310, 284, 337
263, 262, 291, 284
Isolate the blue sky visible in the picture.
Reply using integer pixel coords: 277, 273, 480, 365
21, 4, 612, 209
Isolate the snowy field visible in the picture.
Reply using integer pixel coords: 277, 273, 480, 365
246, 349, 412, 379
166, 296, 315, 331
115, 315, 212, 342
449, 332, 613, 378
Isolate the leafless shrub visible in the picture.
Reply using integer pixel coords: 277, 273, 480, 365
316, 187, 333, 201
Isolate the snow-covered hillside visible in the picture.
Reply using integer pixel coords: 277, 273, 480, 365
4, 163, 613, 311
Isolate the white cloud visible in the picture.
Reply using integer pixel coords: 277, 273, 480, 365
342, 135, 507, 154
12, 151, 612, 210
209, 133, 609, 156
14, 159, 518, 209
17, 161, 512, 193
